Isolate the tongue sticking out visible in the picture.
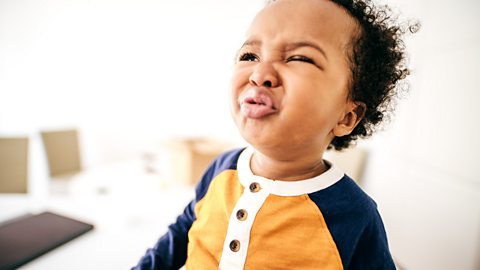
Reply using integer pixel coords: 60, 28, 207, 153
239, 89, 278, 119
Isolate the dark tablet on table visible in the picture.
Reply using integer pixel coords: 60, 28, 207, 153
0, 211, 94, 270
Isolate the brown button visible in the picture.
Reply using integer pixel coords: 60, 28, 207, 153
236, 209, 248, 221
229, 240, 240, 252
249, 182, 261, 193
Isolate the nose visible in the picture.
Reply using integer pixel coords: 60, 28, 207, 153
249, 62, 279, 88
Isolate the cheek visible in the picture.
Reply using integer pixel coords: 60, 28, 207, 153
230, 70, 244, 106
230, 67, 252, 103
283, 83, 345, 132
231, 66, 250, 88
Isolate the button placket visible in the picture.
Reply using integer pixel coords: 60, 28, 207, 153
218, 177, 270, 269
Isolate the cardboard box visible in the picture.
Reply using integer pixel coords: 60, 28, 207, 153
165, 138, 232, 185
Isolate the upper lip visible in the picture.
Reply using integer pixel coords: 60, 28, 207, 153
238, 88, 278, 110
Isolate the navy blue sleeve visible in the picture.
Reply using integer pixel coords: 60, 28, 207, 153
309, 176, 396, 270
132, 148, 243, 270
348, 209, 396, 270
131, 201, 196, 270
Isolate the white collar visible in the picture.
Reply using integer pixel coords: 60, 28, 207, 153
237, 147, 345, 196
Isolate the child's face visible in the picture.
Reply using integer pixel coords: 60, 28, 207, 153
231, 0, 362, 157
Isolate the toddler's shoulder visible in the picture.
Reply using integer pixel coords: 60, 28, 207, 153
211, 148, 245, 171
308, 174, 379, 223
308, 175, 393, 268
194, 147, 245, 198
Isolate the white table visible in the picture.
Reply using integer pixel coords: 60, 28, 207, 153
0, 161, 195, 269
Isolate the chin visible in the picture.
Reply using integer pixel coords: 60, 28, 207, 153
240, 130, 281, 153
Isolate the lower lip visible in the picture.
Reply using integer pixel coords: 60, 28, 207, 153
240, 103, 277, 119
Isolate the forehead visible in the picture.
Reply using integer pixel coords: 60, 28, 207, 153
246, 0, 357, 52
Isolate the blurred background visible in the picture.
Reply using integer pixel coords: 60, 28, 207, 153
0, 0, 479, 269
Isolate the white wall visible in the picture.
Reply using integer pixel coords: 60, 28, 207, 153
1, 0, 479, 269
361, 0, 480, 269
0, 0, 261, 166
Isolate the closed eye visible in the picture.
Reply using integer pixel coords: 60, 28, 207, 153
287, 55, 316, 64
287, 55, 324, 70
238, 52, 259, 62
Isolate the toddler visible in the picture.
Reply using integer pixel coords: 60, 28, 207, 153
134, 0, 414, 269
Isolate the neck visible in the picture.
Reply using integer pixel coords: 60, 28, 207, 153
250, 148, 328, 181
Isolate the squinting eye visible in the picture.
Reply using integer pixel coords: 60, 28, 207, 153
287, 55, 315, 64
238, 52, 259, 62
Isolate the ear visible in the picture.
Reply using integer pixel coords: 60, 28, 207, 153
333, 101, 366, 137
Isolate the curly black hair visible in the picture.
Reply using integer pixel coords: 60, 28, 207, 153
328, 0, 419, 150
267, 0, 418, 150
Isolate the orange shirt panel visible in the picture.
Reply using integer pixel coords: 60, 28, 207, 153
186, 170, 243, 269
244, 194, 343, 270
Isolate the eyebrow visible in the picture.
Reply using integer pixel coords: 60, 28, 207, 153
287, 41, 328, 62
241, 40, 328, 62
241, 39, 261, 50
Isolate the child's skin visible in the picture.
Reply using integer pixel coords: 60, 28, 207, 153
230, 0, 366, 181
